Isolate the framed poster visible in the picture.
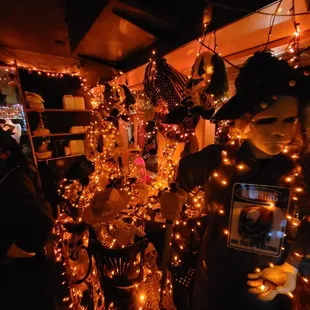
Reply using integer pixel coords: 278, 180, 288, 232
228, 183, 290, 257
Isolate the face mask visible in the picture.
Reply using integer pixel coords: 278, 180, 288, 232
247, 96, 298, 156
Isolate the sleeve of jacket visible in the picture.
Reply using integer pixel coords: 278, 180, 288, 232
287, 219, 310, 270
0, 203, 16, 261
177, 144, 223, 192
0, 169, 54, 260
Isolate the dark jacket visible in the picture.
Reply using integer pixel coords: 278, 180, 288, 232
177, 142, 309, 310
0, 161, 54, 261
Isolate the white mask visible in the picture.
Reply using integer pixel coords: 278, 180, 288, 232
246, 96, 298, 156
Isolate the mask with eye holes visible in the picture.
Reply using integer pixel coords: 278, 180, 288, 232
246, 96, 299, 156
63, 231, 91, 283
162, 51, 229, 137
185, 51, 229, 117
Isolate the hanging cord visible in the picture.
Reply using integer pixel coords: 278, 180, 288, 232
280, 0, 302, 67
198, 32, 208, 55
264, 0, 283, 50
197, 40, 241, 70
206, 1, 310, 17
213, 31, 218, 52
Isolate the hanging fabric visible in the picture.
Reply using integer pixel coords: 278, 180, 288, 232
143, 57, 189, 111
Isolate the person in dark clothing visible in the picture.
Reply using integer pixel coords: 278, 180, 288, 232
0, 128, 57, 309
160, 52, 310, 309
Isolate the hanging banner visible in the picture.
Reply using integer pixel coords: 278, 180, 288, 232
228, 183, 290, 257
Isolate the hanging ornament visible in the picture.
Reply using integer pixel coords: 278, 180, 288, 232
185, 51, 229, 118
143, 57, 189, 111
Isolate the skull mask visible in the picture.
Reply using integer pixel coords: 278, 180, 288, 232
186, 208, 200, 219
190, 51, 214, 94
144, 242, 158, 271
112, 217, 145, 247
185, 51, 228, 113
63, 231, 90, 283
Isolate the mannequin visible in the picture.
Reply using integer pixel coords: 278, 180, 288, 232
160, 52, 310, 309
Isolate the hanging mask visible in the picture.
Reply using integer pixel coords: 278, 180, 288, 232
190, 51, 214, 93
186, 52, 229, 117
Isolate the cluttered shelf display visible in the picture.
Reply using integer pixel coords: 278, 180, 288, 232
19, 69, 93, 166
52, 44, 310, 310
26, 108, 93, 112
53, 50, 229, 309
36, 153, 85, 162
32, 132, 86, 138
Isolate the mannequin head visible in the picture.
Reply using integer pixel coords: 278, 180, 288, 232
244, 96, 299, 156
213, 51, 308, 158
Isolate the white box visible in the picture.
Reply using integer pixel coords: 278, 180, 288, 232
69, 126, 84, 134
74, 97, 85, 110
62, 95, 75, 109
69, 140, 84, 154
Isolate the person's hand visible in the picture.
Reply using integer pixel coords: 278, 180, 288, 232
159, 187, 187, 221
247, 262, 298, 301
7, 244, 36, 258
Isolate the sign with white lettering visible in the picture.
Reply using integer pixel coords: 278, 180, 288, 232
228, 183, 290, 256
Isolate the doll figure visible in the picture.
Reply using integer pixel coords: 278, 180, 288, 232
122, 144, 147, 184
160, 52, 310, 310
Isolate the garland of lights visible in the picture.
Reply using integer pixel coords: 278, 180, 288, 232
50, 21, 310, 306
56, 136, 310, 307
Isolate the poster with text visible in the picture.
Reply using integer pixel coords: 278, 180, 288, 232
228, 183, 290, 257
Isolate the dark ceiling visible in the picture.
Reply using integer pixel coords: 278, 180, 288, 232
0, 0, 276, 81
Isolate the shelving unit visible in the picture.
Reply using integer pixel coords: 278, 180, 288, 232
32, 132, 86, 138
16, 66, 93, 169
24, 106, 92, 167
26, 108, 93, 113
36, 153, 85, 162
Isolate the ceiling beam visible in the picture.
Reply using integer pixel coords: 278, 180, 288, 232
118, 0, 178, 29
117, 0, 277, 73
78, 54, 122, 70
65, 0, 109, 52
112, 8, 174, 40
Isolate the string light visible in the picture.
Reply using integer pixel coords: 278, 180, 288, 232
53, 45, 307, 308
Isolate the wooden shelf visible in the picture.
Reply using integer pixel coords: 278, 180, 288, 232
26, 108, 93, 113
37, 153, 85, 162
32, 132, 86, 138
